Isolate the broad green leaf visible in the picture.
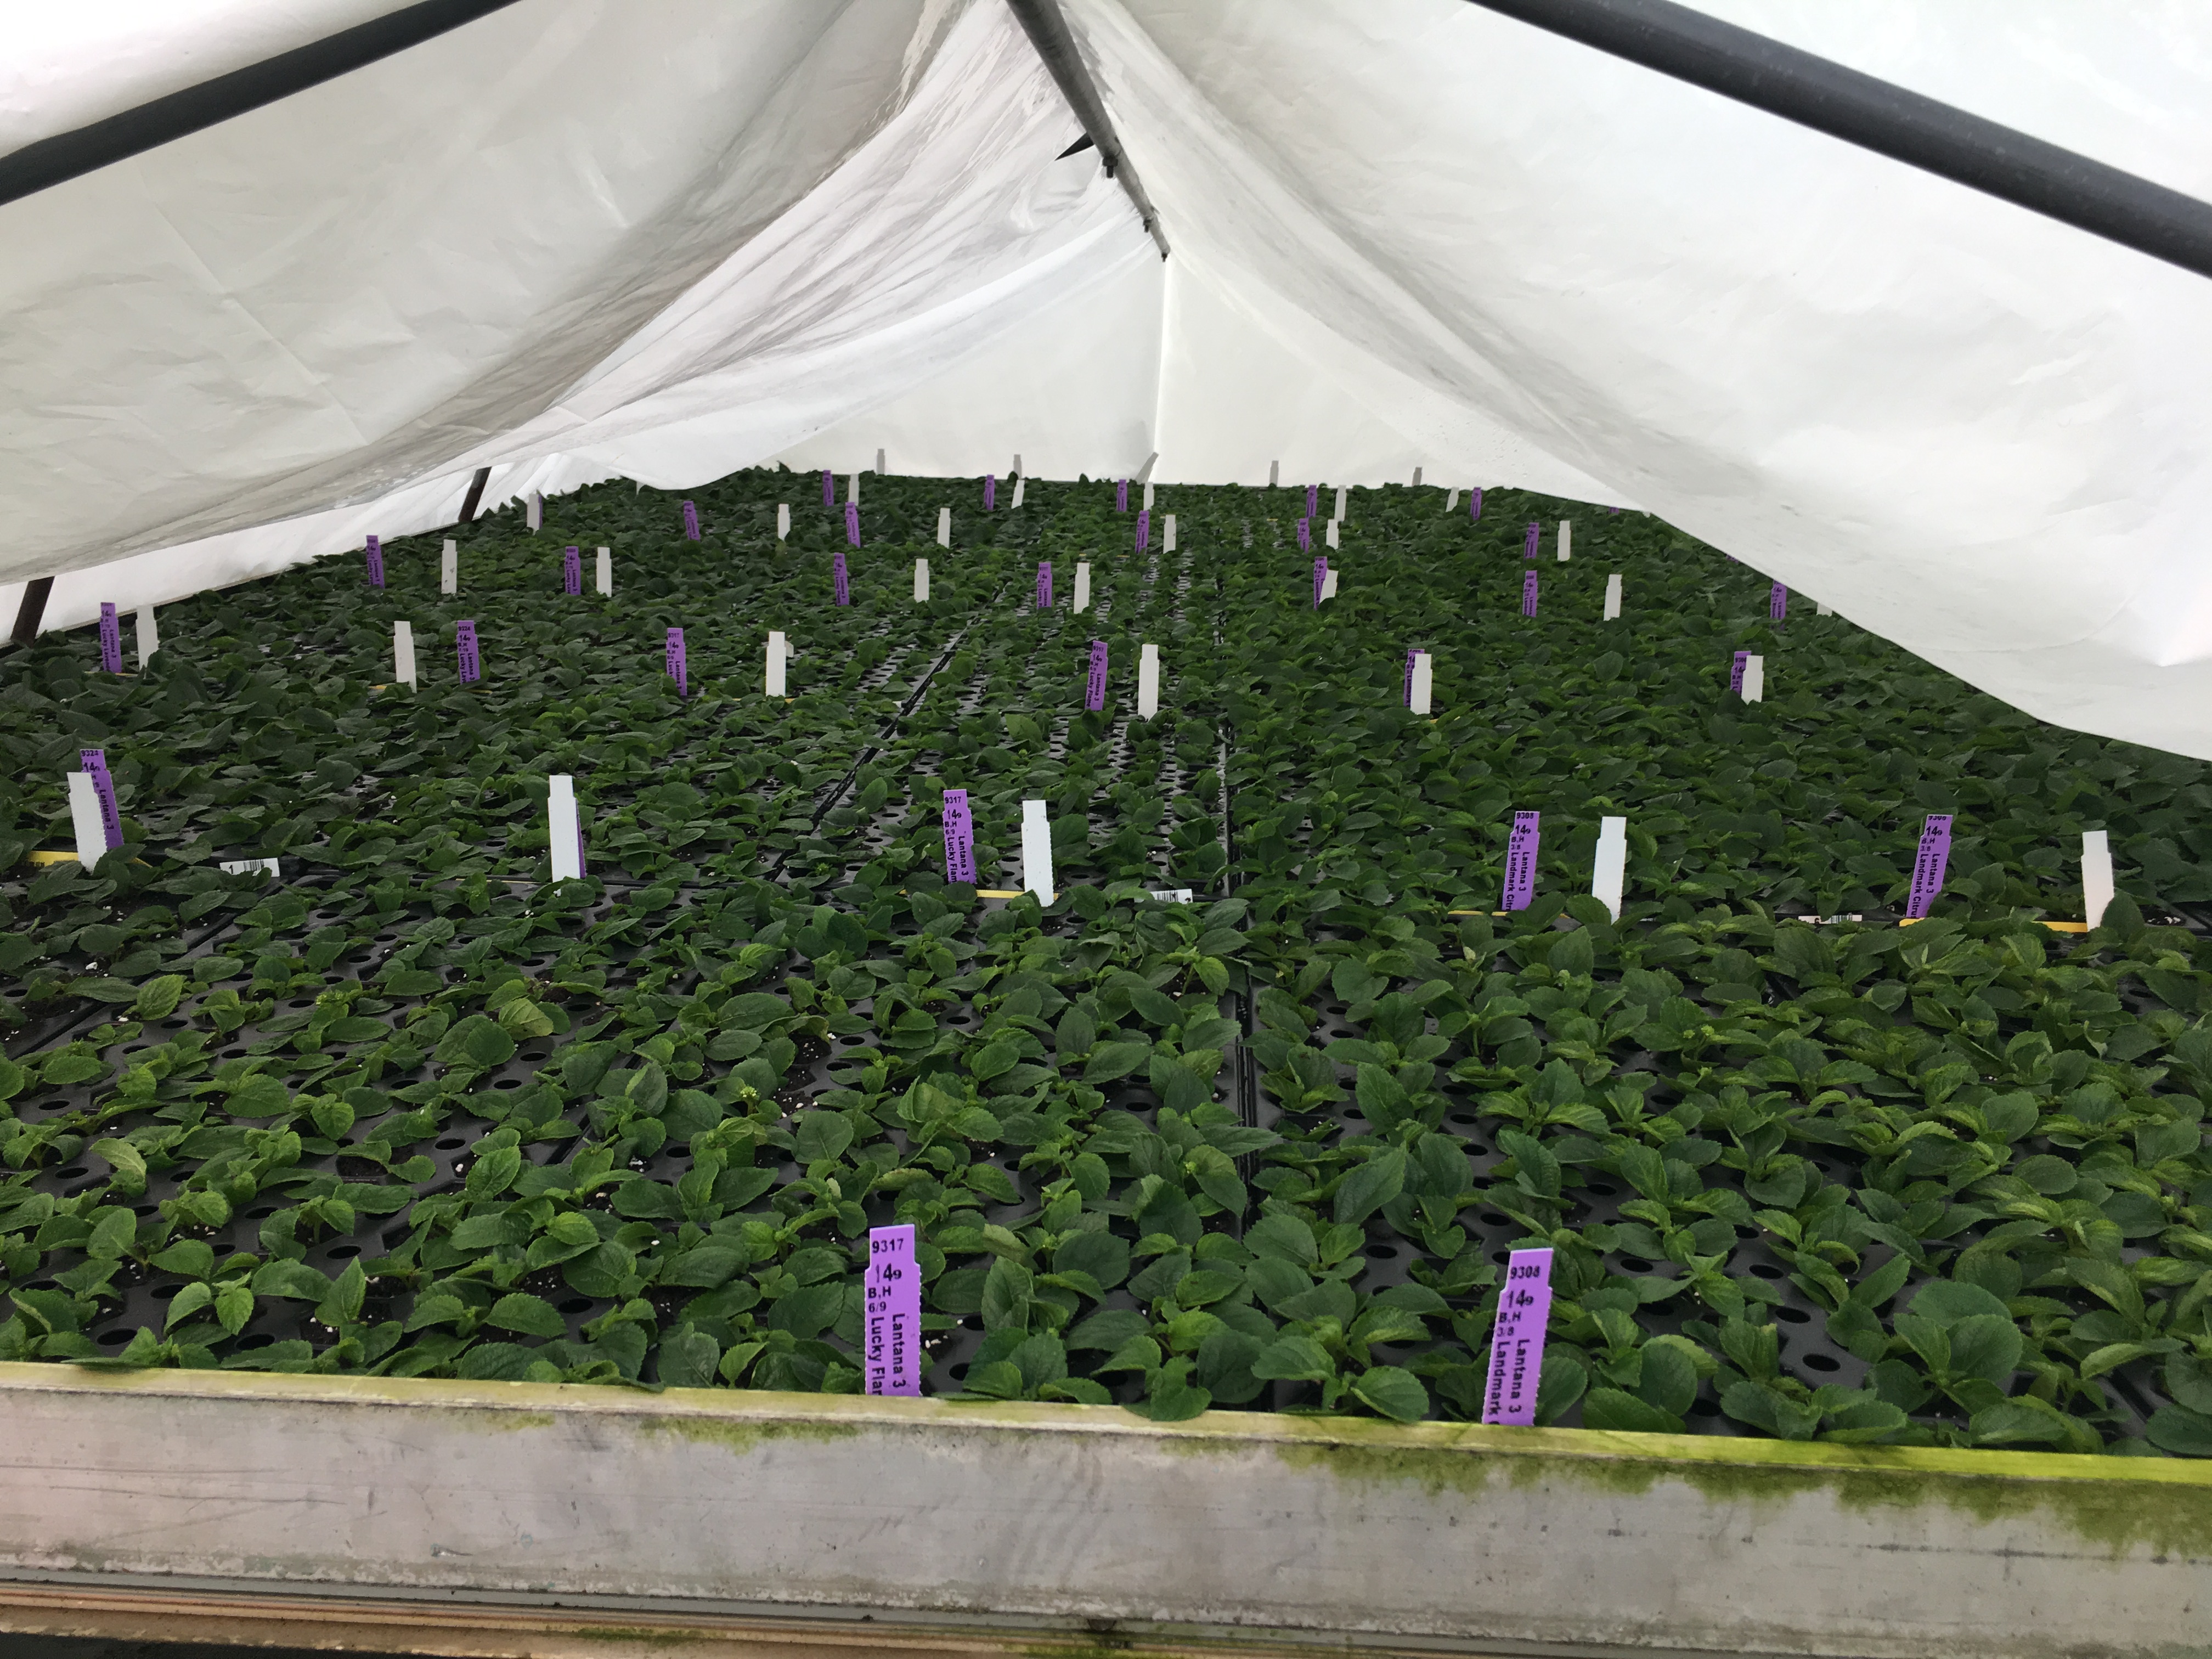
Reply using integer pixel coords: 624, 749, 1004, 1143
487, 1293, 568, 1338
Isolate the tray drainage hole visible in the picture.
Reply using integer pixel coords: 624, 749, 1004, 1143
1616, 1256, 1655, 1273
1750, 1263, 1786, 1281
233, 1333, 276, 1351
436, 1137, 467, 1150
244, 1205, 280, 1220
53, 1166, 88, 1180
1801, 1353, 1843, 1373
327, 1245, 363, 1260
151, 1284, 182, 1301
95, 1329, 134, 1347
1582, 1181, 1621, 1198
557, 1297, 594, 1314
1774, 1306, 1813, 1325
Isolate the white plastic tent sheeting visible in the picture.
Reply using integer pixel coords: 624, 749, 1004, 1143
3, 3, 2211, 759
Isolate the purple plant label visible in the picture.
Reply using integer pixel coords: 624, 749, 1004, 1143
1306, 483, 1318, 518
985, 472, 997, 511
1521, 571, 1538, 616
1481, 1246, 1555, 1426
681, 500, 700, 540
865, 1223, 922, 1397
1471, 487, 1483, 521
1313, 557, 1327, 609
1297, 517, 1311, 552
833, 551, 851, 606
1036, 561, 1052, 609
78, 748, 123, 852
665, 627, 687, 698
1523, 522, 1539, 560
1770, 582, 1788, 621
1404, 647, 1420, 707
1906, 814, 1954, 919
1730, 650, 1750, 693
365, 535, 385, 588
563, 545, 581, 595
844, 502, 860, 546
1086, 639, 1108, 711
456, 620, 481, 684
822, 469, 834, 507
98, 604, 121, 673
1116, 478, 1128, 513
941, 788, 977, 883
1136, 509, 1150, 552
1502, 810, 1541, 911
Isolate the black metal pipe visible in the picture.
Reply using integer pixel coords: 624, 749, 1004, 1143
1465, 0, 2212, 282
0, 0, 525, 210
456, 466, 492, 524
9, 578, 54, 648
1004, 0, 1170, 259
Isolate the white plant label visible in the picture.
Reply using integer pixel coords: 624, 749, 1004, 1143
936, 507, 951, 548
441, 538, 458, 595
777, 504, 791, 540
1334, 486, 1348, 520
596, 548, 612, 596
526, 491, 543, 532
2083, 830, 2115, 929
848, 473, 861, 505
219, 857, 281, 878
1147, 888, 1194, 903
1325, 518, 1340, 549
1138, 642, 1160, 719
1164, 513, 1177, 552
1011, 476, 1026, 507
393, 620, 417, 689
1138, 450, 1159, 484
1021, 799, 1055, 903
1604, 573, 1623, 620
1321, 568, 1339, 601
1558, 520, 1572, 562
1817, 601, 1832, 616
1592, 816, 1628, 919
1142, 481, 1155, 510
1074, 561, 1091, 614
1412, 466, 1423, 487
67, 772, 105, 865
548, 774, 584, 882
1446, 489, 1460, 514
1409, 650, 1433, 715
134, 606, 158, 665
1013, 453, 1022, 476
766, 631, 788, 697
1269, 460, 1280, 487
874, 448, 885, 475
1741, 654, 1765, 703
914, 558, 930, 602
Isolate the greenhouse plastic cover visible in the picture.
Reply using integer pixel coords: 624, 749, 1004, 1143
3, 1, 2211, 758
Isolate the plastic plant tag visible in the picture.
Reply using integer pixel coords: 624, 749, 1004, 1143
1741, 654, 1764, 703
1021, 798, 1055, 902
441, 538, 457, 595
1136, 508, 1150, 552
1481, 1247, 1555, 1425
875, 448, 885, 474
548, 775, 584, 882
2083, 829, 2115, 928
1143, 480, 1156, 510
937, 507, 951, 547
67, 771, 106, 865
1409, 651, 1432, 715
1164, 513, 1176, 551
1013, 453, 1022, 475
1036, 562, 1052, 609
596, 548, 612, 597
1335, 485, 1348, 520
526, 492, 542, 531
78, 749, 123, 853
1523, 522, 1539, 560
1521, 572, 1538, 616
1445, 489, 1459, 514
98, 604, 121, 673
1116, 478, 1128, 513
1729, 650, 1750, 694
456, 620, 481, 684
1297, 517, 1311, 552
1770, 582, 1788, 620
844, 503, 860, 547
1138, 642, 1160, 719
1321, 568, 1338, 601
1305, 484, 1318, 518
665, 628, 687, 698
1147, 888, 1195, 904
985, 474, 997, 510
913, 558, 930, 602
134, 606, 157, 665
1906, 815, 1954, 918
1412, 466, 1423, 486
1325, 518, 1340, 549
1269, 460, 1279, 487
563, 545, 581, 595
1592, 816, 1627, 919
1558, 520, 1572, 562
940, 788, 977, 883
1604, 573, 1623, 620
865, 1223, 921, 1397
1470, 487, 1483, 521
218, 857, 281, 878
1011, 476, 1025, 507
833, 552, 850, 606
777, 503, 791, 540
1074, 562, 1091, 614
365, 535, 385, 588
1404, 648, 1420, 706
1502, 810, 1541, 911
682, 500, 700, 540
393, 621, 417, 689
1085, 640, 1108, 710
821, 469, 834, 507
848, 473, 860, 505
1816, 601, 1831, 616
1313, 557, 1327, 608
766, 631, 787, 697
